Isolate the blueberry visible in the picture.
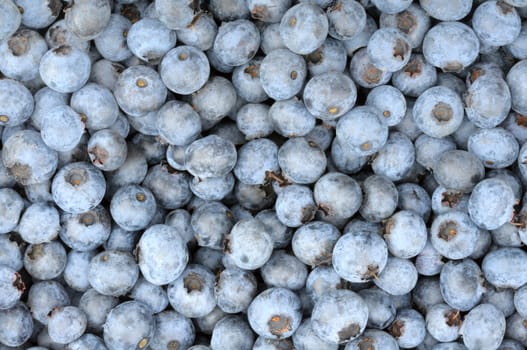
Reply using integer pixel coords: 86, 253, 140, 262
191, 201, 234, 250
215, 267, 257, 313
23, 241, 67, 280
160, 45, 210, 95
473, 1, 521, 47
149, 310, 195, 350
306, 37, 347, 76
359, 174, 399, 223
253, 336, 295, 350
0, 188, 24, 235
40, 105, 85, 153
330, 138, 368, 175
255, 209, 294, 248
293, 318, 338, 350
280, 3, 329, 55
211, 315, 254, 350
63, 250, 96, 292
248, 287, 302, 339
259, 48, 307, 101
192, 76, 237, 121
47, 306, 87, 344
167, 264, 217, 318
392, 54, 438, 98
136, 224, 189, 285
27, 280, 70, 325
380, 4, 431, 48
0, 235, 24, 271
389, 308, 426, 348
422, 21, 479, 73
465, 76, 511, 129
261, 250, 308, 290
155, 0, 196, 30
88, 250, 139, 297
303, 71, 357, 121
194, 306, 226, 335
440, 259, 485, 312
311, 289, 368, 344
39, 45, 91, 93
0, 303, 33, 347
425, 303, 462, 342
506, 60, 527, 116
260, 23, 286, 55
0, 78, 34, 128
291, 221, 340, 267
185, 135, 237, 179
461, 303, 506, 350
78, 289, 118, 332
372, 131, 416, 181
482, 247, 527, 289
343, 14, 377, 55
213, 19, 260, 67
0, 0, 21, 41
103, 301, 155, 350
278, 137, 327, 184
305, 266, 343, 304
325, 0, 366, 41
64, 333, 107, 350
176, 13, 218, 51
433, 150, 485, 193
333, 229, 388, 283
367, 28, 412, 73
0, 265, 24, 310
345, 329, 398, 350
93, 14, 132, 62
0, 29, 48, 82
365, 85, 406, 127
64, 0, 111, 40
113, 65, 167, 118
45, 19, 90, 52
129, 277, 169, 314
236, 103, 274, 140
468, 178, 515, 230
110, 184, 157, 231
314, 172, 362, 222
349, 47, 392, 88
419, 0, 472, 21
234, 138, 279, 185
232, 57, 268, 103
275, 184, 317, 228
248, 0, 292, 23
224, 218, 274, 270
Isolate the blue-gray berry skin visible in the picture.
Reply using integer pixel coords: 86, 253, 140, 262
374, 257, 418, 296
78, 289, 118, 332
185, 135, 237, 179
156, 100, 201, 146
27, 280, 70, 325
0, 188, 24, 235
47, 306, 87, 344
468, 128, 519, 169
384, 210, 427, 259
137, 224, 189, 286
0, 29, 48, 82
39, 45, 91, 93
292, 221, 340, 267
234, 138, 279, 185
359, 174, 399, 223
430, 210, 479, 260
110, 184, 157, 231
176, 12, 218, 51
280, 3, 328, 55
103, 301, 155, 350
156, 0, 196, 30
45, 18, 90, 52
425, 303, 461, 343
293, 318, 338, 350
71, 82, 119, 131
0, 78, 34, 127
0, 0, 22, 41
468, 178, 515, 230
440, 259, 485, 312
483, 248, 527, 289
261, 250, 308, 290
143, 164, 192, 209
358, 287, 396, 329
88, 250, 139, 297
0, 265, 24, 310
461, 303, 506, 350
419, 0, 471, 21
40, 105, 84, 153
93, 14, 132, 62
433, 150, 485, 194
275, 184, 317, 228
380, 4, 430, 48
368, 27, 411, 73
389, 308, 426, 348
191, 201, 234, 250
15, 0, 61, 28
64, 0, 111, 40
211, 315, 254, 350
129, 277, 169, 314
259, 48, 307, 101
87, 129, 128, 172
23, 241, 67, 280
0, 302, 33, 347
213, 19, 260, 67
127, 17, 177, 64
225, 218, 274, 270
149, 310, 195, 350
306, 37, 347, 76
236, 103, 273, 140
160, 45, 210, 95
311, 289, 368, 344
215, 267, 257, 313
472, 1, 521, 47
63, 250, 96, 292
248, 287, 302, 340
192, 76, 237, 121
507, 60, 527, 116
0, 235, 24, 271
167, 264, 217, 318
465, 76, 512, 129
278, 137, 327, 184
60, 206, 111, 252
268, 98, 315, 138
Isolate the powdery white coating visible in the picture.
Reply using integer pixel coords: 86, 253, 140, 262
0, 29, 48, 81
191, 76, 237, 121
371, 0, 412, 14
92, 14, 132, 62
392, 54, 438, 98
114, 65, 167, 117
0, 188, 24, 234
275, 184, 316, 228
415, 134, 456, 170
110, 184, 157, 231
461, 303, 506, 350
88, 250, 139, 297
211, 315, 254, 350
234, 138, 279, 185
0, 236, 23, 271
311, 289, 369, 344
261, 250, 308, 290
191, 201, 234, 250
255, 209, 293, 248
248, 287, 302, 339
336, 106, 388, 156
137, 224, 189, 285
374, 257, 417, 296
103, 301, 155, 350
423, 21, 479, 72
468, 127, 519, 169
63, 250, 96, 292
343, 15, 377, 55
433, 150, 485, 193
384, 210, 427, 258
472, 1, 521, 47
215, 267, 257, 313
226, 218, 274, 270
367, 28, 411, 72
440, 259, 485, 311
236, 103, 273, 140
344, 329, 398, 350
156, 100, 201, 146
280, 3, 329, 55
78, 289, 118, 331
506, 60, 527, 115
327, 0, 366, 40
65, 334, 107, 350
507, 23, 527, 60
149, 310, 195, 350
166, 264, 217, 318
293, 318, 339, 350
160, 46, 210, 95
359, 175, 398, 223
379, 4, 431, 48
45, 19, 90, 52
391, 309, 426, 348
155, 0, 195, 30
247, 0, 292, 23
419, 0, 472, 21
371, 131, 415, 181
332, 230, 388, 283
232, 58, 268, 103
413, 86, 464, 138
259, 48, 307, 101
41, 105, 84, 152
349, 47, 392, 88
465, 76, 511, 129
0, 302, 33, 347
0, 79, 34, 127
190, 173, 234, 201
430, 211, 479, 260
483, 247, 527, 289
185, 135, 237, 179
468, 178, 515, 230
47, 306, 87, 344
0, 0, 21, 41
0, 265, 23, 310
314, 172, 361, 220
52, 162, 106, 214
278, 137, 327, 184
39, 45, 91, 93
176, 13, 218, 51
415, 240, 444, 276
65, 0, 111, 40
127, 17, 176, 64
23, 241, 67, 280
366, 85, 406, 127
303, 71, 357, 120
425, 303, 461, 342
30, 87, 69, 130
26, 281, 70, 325
129, 277, 169, 314
330, 138, 368, 174
514, 285, 527, 319
306, 37, 347, 76
213, 19, 260, 67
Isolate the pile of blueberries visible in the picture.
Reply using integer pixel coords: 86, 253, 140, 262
4, 0, 527, 349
